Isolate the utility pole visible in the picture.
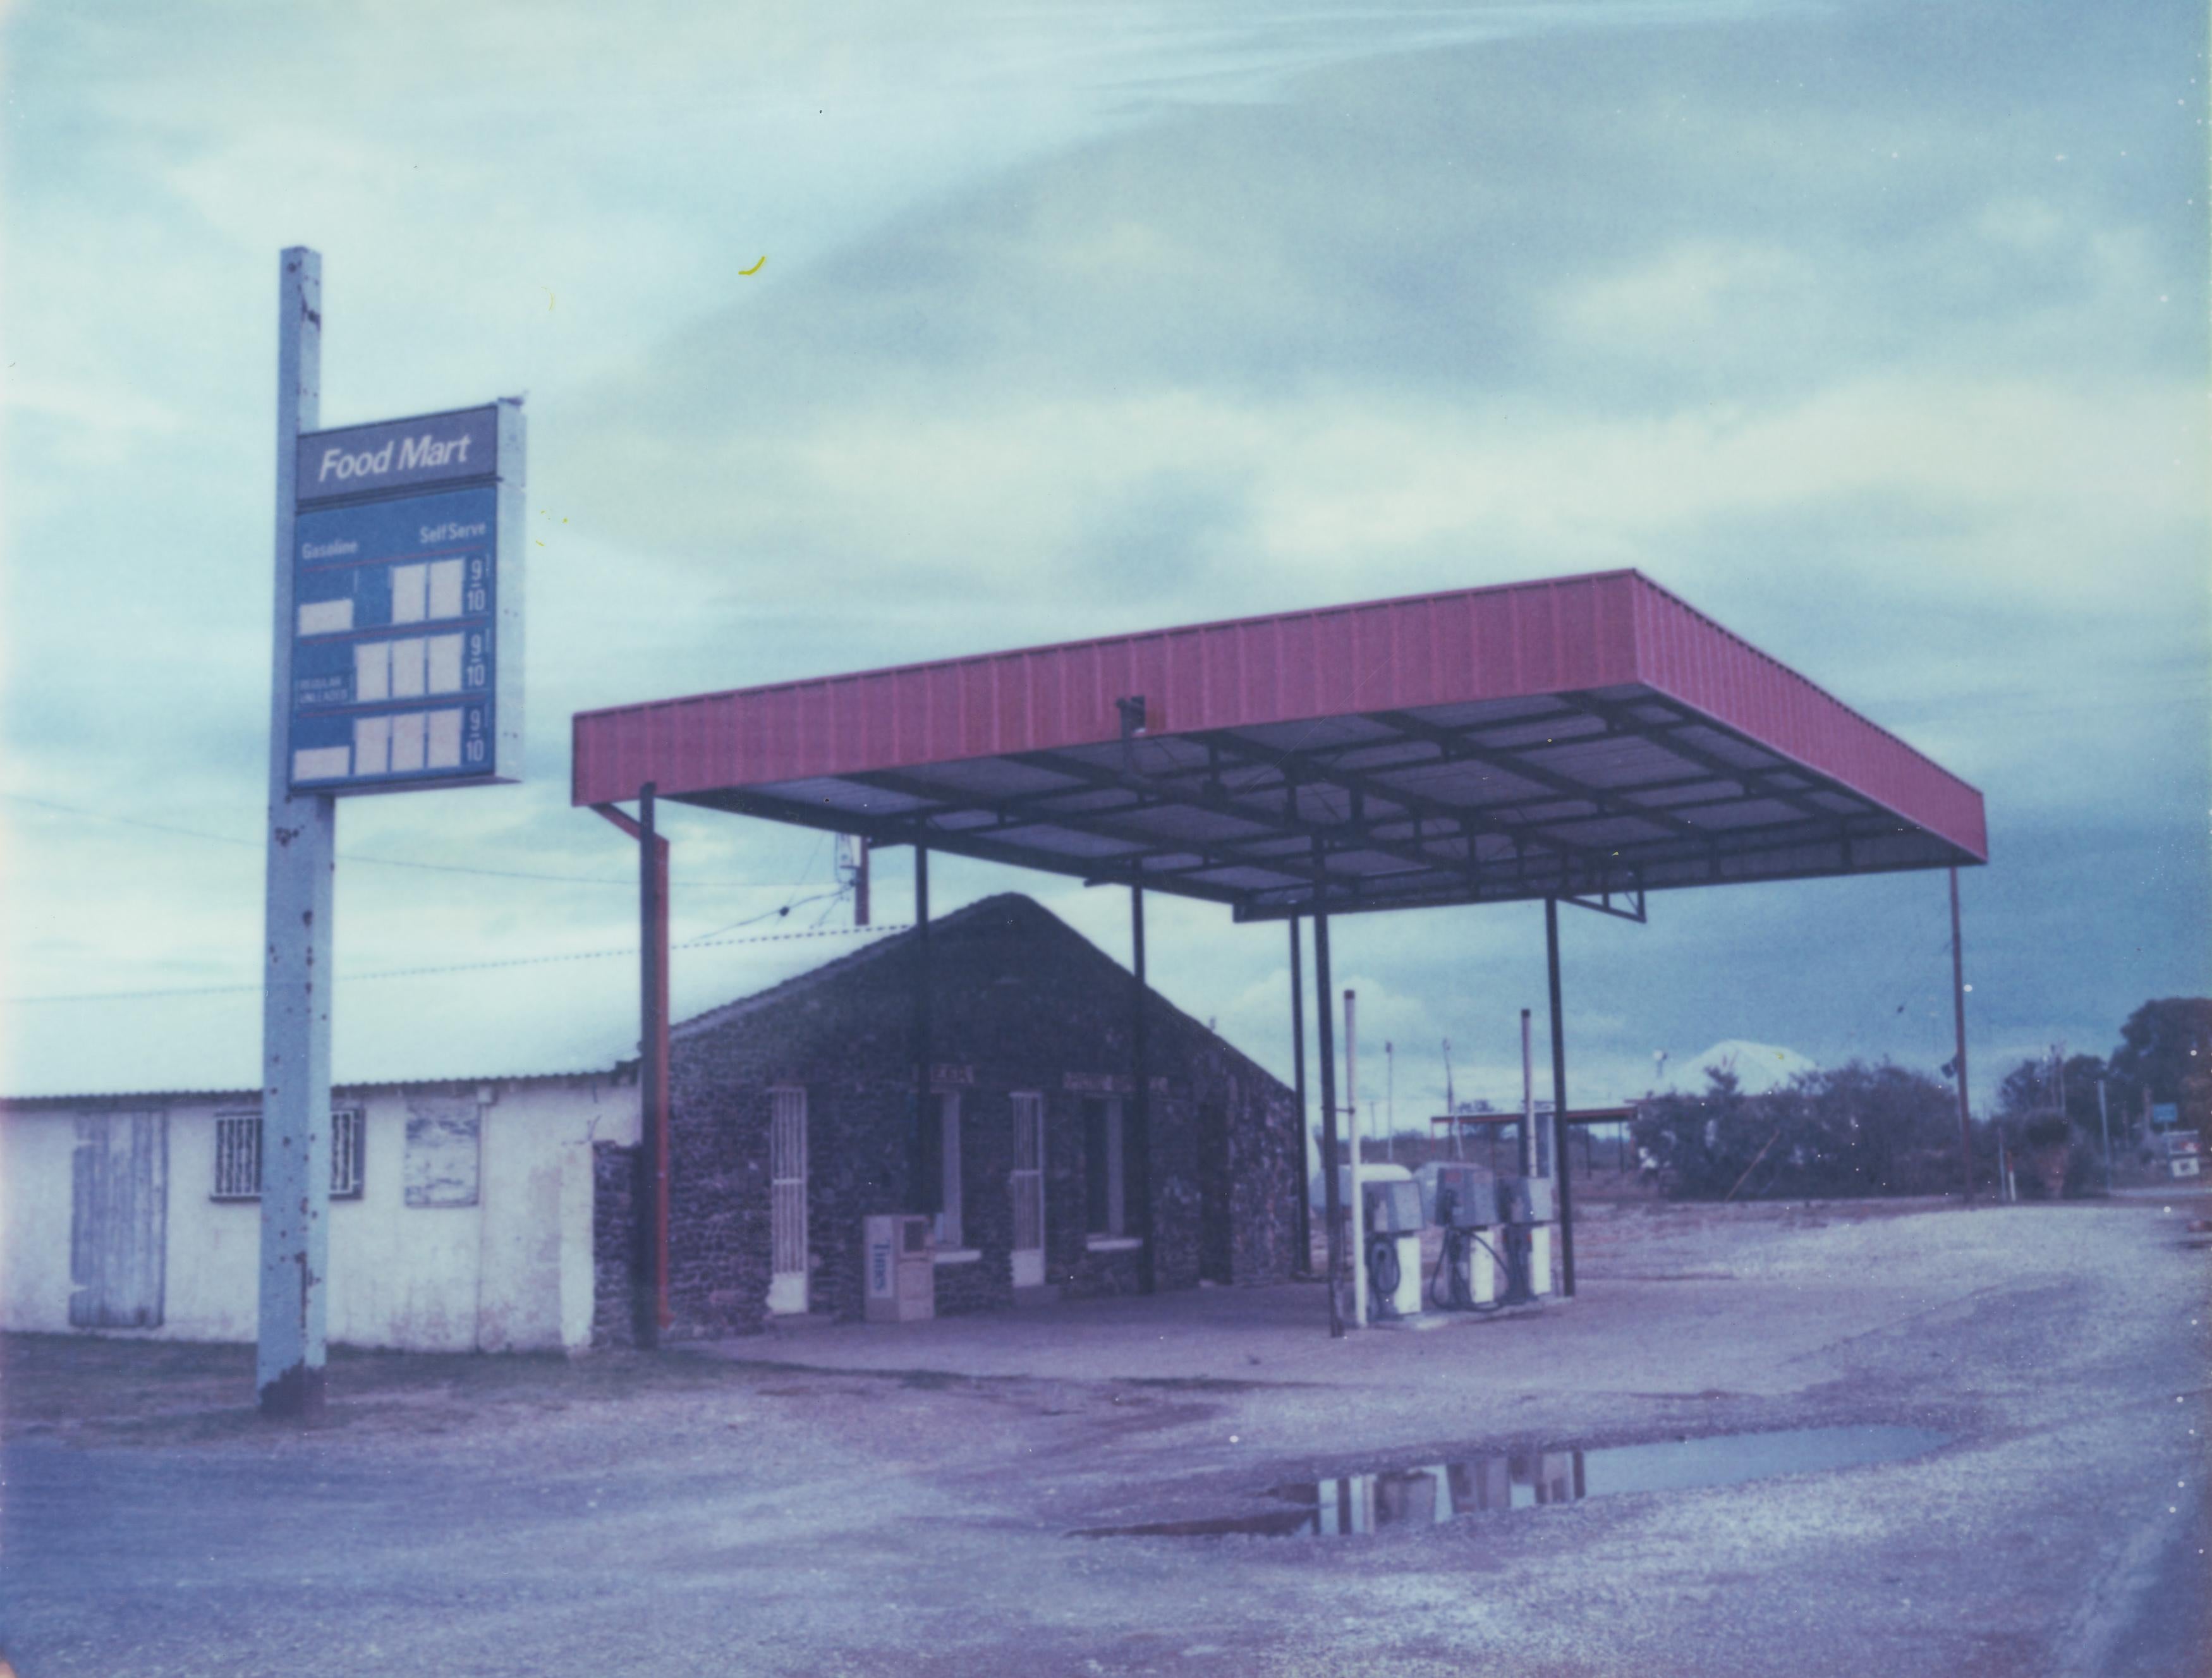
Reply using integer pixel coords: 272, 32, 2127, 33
260, 246, 333, 1420
1443, 1038, 1459, 1160
1384, 1041, 1394, 1162
2097, 1078, 2113, 1191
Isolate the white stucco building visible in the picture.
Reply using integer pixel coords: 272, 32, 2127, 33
0, 919, 887, 1353
2, 1074, 638, 1353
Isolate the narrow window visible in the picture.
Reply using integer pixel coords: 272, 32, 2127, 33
933, 1091, 963, 1249
1083, 1098, 1109, 1234
768, 1088, 809, 1314
330, 1107, 366, 1199
213, 1112, 261, 1200
1009, 1093, 1046, 1286
1083, 1097, 1125, 1237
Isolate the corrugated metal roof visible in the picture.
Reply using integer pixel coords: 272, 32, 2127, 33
571, 571, 1986, 920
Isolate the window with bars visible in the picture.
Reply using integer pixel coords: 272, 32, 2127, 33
769, 1088, 809, 1285
213, 1112, 261, 1200
211, 1109, 365, 1200
329, 1107, 365, 1198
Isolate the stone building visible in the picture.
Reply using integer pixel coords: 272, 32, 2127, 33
598, 893, 1300, 1341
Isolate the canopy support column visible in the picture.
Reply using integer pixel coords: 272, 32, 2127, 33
593, 789, 671, 1346
1951, 866, 1973, 1205
912, 846, 938, 1214
1313, 868, 1343, 1336
1289, 917, 1311, 1278
1131, 884, 1156, 1294
1545, 896, 1576, 1298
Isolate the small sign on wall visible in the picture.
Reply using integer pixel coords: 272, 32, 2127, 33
404, 1097, 480, 1207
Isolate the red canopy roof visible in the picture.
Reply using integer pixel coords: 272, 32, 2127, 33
573, 570, 1985, 920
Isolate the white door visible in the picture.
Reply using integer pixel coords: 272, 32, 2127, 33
1010, 1093, 1045, 1287
768, 1089, 808, 1314
70, 1111, 167, 1329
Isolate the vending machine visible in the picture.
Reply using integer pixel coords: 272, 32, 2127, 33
863, 1213, 935, 1323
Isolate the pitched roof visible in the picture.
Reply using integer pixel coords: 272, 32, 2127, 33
669, 892, 1046, 1040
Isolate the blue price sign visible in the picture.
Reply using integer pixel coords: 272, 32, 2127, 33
286, 403, 523, 793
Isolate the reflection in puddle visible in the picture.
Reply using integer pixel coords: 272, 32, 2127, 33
1079, 1425, 1947, 1538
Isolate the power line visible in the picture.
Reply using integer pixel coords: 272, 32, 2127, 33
3, 919, 914, 1006
690, 887, 849, 942
0, 791, 817, 891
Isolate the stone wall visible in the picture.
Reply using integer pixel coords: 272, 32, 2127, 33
600, 894, 1299, 1342
591, 1141, 643, 1348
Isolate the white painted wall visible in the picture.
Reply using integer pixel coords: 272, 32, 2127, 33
0, 1074, 639, 1353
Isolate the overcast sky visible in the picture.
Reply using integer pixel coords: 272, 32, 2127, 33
4, 0, 2205, 1116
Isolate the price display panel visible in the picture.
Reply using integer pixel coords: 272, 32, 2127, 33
286, 403, 522, 793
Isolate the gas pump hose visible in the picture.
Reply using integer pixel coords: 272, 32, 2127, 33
1427, 1226, 1510, 1313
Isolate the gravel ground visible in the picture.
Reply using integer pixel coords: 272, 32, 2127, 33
3, 1192, 2204, 1676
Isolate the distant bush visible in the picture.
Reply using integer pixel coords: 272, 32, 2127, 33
2019, 1116, 2070, 1151
1631, 1061, 1969, 1201
2005, 1114, 2100, 1200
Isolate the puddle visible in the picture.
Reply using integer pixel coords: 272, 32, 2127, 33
1078, 1425, 1947, 1538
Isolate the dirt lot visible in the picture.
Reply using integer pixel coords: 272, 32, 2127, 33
3, 1193, 2206, 1677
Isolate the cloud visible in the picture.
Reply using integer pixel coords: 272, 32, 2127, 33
3, 0, 2204, 1105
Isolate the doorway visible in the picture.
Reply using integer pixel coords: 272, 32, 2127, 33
70, 1110, 167, 1329
1197, 1098, 1232, 1284
1010, 1092, 1045, 1287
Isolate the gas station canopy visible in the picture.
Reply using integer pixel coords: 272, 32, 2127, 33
571, 571, 1986, 920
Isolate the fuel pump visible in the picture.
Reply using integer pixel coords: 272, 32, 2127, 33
1427, 1163, 1505, 1312
1363, 1178, 1425, 1320
1495, 1175, 1554, 1307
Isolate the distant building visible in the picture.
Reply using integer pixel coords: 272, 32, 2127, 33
2, 894, 1299, 1351
1651, 1041, 1819, 1098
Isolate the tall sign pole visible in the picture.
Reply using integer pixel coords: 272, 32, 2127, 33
257, 248, 526, 1412
260, 246, 334, 1418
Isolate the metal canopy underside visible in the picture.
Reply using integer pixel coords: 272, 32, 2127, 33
678, 683, 1969, 919
572, 571, 1986, 921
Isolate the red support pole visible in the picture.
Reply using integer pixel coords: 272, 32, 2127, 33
595, 794, 672, 1342
1546, 896, 1576, 1296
